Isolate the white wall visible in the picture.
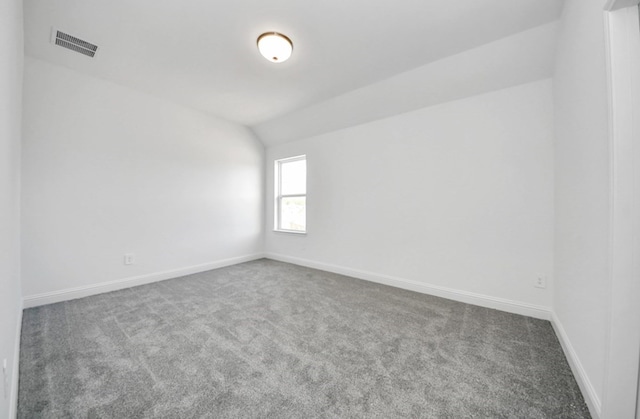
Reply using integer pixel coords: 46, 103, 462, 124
266, 79, 555, 315
552, 0, 611, 414
22, 57, 264, 300
0, 0, 23, 417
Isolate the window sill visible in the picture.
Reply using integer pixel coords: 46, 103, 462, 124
273, 229, 307, 235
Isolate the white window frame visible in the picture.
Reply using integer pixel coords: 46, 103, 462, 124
274, 155, 306, 234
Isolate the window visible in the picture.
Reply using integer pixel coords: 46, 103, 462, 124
275, 155, 306, 233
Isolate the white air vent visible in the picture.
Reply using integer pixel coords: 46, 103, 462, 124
51, 29, 98, 58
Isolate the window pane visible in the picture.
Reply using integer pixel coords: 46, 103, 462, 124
281, 159, 306, 195
280, 196, 306, 231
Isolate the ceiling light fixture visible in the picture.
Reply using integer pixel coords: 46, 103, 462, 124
257, 32, 293, 63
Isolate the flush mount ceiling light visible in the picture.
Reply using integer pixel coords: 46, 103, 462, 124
257, 32, 293, 63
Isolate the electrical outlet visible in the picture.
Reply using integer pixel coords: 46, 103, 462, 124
124, 253, 135, 265
534, 275, 547, 289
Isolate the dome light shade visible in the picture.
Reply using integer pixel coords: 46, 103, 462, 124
257, 32, 293, 63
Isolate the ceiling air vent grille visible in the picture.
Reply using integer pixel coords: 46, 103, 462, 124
53, 30, 98, 57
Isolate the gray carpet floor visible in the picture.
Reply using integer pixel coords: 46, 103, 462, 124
18, 259, 590, 418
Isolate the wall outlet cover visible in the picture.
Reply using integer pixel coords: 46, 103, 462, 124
124, 254, 135, 265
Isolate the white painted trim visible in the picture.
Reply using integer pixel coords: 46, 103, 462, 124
9, 304, 23, 419
604, 0, 639, 12
265, 252, 551, 320
22, 253, 264, 308
602, 5, 640, 419
274, 155, 307, 233
272, 230, 307, 235
551, 312, 602, 419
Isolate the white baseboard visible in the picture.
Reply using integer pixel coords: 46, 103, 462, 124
265, 254, 604, 413
9, 302, 23, 419
550, 312, 601, 419
22, 253, 264, 308
265, 253, 551, 320
17, 251, 599, 418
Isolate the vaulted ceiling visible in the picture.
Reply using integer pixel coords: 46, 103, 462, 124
24, 0, 564, 144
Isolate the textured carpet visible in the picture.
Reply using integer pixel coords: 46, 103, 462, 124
18, 259, 590, 418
